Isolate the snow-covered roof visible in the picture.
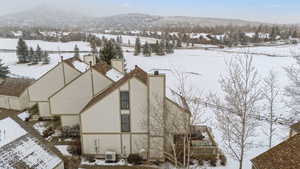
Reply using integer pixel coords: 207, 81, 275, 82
18, 111, 30, 121
0, 118, 27, 148
0, 117, 62, 169
72, 60, 89, 73
106, 69, 124, 82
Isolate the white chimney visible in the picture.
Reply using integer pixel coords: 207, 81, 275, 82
111, 59, 124, 73
148, 71, 166, 159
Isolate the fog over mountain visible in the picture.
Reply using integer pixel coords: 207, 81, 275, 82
0, 6, 274, 30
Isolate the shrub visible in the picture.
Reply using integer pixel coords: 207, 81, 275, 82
209, 155, 217, 167
220, 154, 227, 166
127, 153, 143, 165
198, 159, 204, 166
42, 127, 54, 138
85, 155, 96, 163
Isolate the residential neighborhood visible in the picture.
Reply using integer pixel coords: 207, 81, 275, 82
1, 1, 300, 169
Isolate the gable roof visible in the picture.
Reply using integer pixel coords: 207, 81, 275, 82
0, 111, 63, 169
251, 134, 300, 169
0, 78, 34, 97
80, 65, 148, 113
92, 61, 124, 82
64, 57, 89, 73
291, 121, 300, 133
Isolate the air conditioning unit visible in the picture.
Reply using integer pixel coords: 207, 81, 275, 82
105, 151, 117, 162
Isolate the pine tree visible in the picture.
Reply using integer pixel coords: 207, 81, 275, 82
74, 45, 80, 58
16, 38, 28, 63
115, 44, 124, 59
292, 31, 298, 38
42, 51, 50, 64
0, 59, 9, 78
134, 37, 141, 56
35, 45, 42, 62
155, 40, 161, 55
143, 42, 151, 57
99, 40, 118, 65
176, 39, 182, 48
90, 41, 98, 55
28, 47, 34, 63
159, 40, 166, 56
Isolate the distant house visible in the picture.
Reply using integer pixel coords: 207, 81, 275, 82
28, 57, 88, 117
290, 121, 300, 137
251, 134, 300, 169
0, 115, 64, 169
0, 77, 34, 111
80, 66, 190, 160
49, 60, 123, 127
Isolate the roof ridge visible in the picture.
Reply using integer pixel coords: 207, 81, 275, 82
80, 66, 148, 113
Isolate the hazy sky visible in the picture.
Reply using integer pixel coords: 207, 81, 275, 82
1, 0, 300, 24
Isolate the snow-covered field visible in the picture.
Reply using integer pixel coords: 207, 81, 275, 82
94, 33, 158, 45
222, 43, 300, 57
0, 39, 297, 169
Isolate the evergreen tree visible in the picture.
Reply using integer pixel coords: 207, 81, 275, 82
90, 41, 98, 55
166, 41, 174, 54
35, 45, 42, 62
292, 31, 298, 38
134, 37, 141, 56
28, 47, 34, 63
99, 40, 118, 65
159, 40, 166, 56
143, 42, 151, 57
0, 59, 9, 78
115, 44, 124, 59
176, 39, 182, 48
154, 40, 161, 55
74, 44, 80, 58
16, 38, 28, 63
42, 51, 50, 64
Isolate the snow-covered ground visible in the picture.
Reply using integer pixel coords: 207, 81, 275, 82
0, 39, 297, 169
94, 33, 158, 45
221, 43, 300, 57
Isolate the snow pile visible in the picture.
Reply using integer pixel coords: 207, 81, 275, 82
106, 69, 124, 82
0, 117, 27, 148
33, 122, 48, 135
18, 111, 30, 121
81, 158, 126, 166
55, 145, 72, 156
72, 60, 89, 73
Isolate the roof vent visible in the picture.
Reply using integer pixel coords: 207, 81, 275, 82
154, 71, 159, 75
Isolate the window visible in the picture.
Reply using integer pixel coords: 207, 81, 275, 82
121, 114, 130, 132
120, 91, 130, 110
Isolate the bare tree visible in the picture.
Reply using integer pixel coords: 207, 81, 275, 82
285, 56, 300, 122
209, 54, 262, 169
262, 70, 280, 148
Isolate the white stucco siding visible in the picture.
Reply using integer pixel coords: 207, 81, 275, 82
50, 72, 93, 115
64, 63, 82, 83
132, 134, 148, 157
92, 70, 113, 95
82, 134, 121, 155
7, 96, 21, 110
130, 78, 148, 133
38, 102, 51, 117
61, 115, 80, 127
0, 95, 27, 110
0, 95, 10, 109
28, 64, 64, 101
122, 134, 131, 156
149, 137, 164, 159
81, 89, 120, 133
165, 99, 190, 135
149, 75, 165, 136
